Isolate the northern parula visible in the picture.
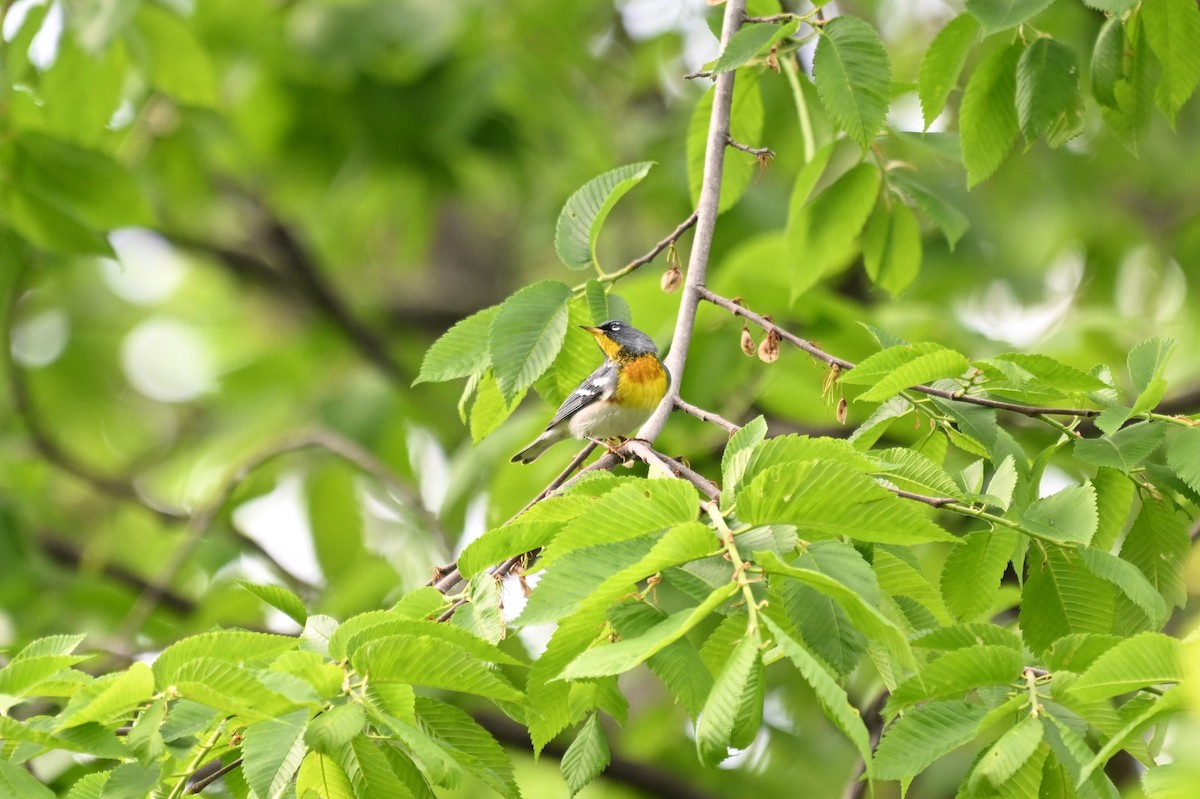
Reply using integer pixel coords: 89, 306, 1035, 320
511, 320, 670, 464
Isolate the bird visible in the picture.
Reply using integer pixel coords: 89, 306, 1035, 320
511, 320, 670, 464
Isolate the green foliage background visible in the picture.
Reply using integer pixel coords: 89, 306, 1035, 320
2, 0, 1200, 797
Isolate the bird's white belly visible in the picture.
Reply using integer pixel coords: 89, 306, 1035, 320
568, 400, 653, 440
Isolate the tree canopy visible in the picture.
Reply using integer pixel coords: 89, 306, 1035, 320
2, 0, 1200, 797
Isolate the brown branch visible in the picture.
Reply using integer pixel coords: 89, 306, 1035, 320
624, 440, 721, 501
38, 534, 196, 615
187, 758, 240, 794
842, 691, 888, 799
726, 135, 774, 159
699, 287, 1104, 419
673, 397, 742, 434
889, 488, 958, 508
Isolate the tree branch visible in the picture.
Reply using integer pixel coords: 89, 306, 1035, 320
673, 396, 742, 434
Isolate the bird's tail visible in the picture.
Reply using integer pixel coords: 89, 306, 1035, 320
510, 428, 568, 464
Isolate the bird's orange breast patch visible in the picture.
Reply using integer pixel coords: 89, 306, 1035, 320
615, 355, 668, 408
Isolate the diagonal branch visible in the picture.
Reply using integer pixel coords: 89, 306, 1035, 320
673, 396, 742, 434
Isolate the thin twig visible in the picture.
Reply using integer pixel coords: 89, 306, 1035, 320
595, 212, 699, 286
673, 397, 741, 434
625, 440, 721, 501
698, 287, 1103, 419
38, 534, 196, 615
726, 135, 774, 158
745, 14, 802, 25
186, 758, 240, 794
888, 488, 958, 508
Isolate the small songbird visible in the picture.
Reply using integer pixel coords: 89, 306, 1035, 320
511, 320, 670, 464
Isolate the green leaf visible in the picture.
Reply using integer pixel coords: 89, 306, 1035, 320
919, 14, 981, 127
413, 306, 499, 385
1073, 422, 1165, 472
739, 461, 956, 545
688, 73, 763, 214
152, 630, 299, 685
306, 703, 366, 755
608, 602, 712, 717
862, 199, 922, 297
872, 446, 965, 500
1141, 0, 1200, 122
1092, 467, 1134, 552
488, 280, 573, 403
713, 20, 800, 74
1103, 13, 1160, 154
762, 615, 873, 768
0, 757, 56, 799
561, 714, 611, 796
338, 736, 414, 798
887, 645, 1023, 714
914, 623, 1023, 652
55, 662, 154, 731
239, 581, 309, 626
415, 697, 519, 799
813, 16, 892, 149
9, 133, 155, 230
889, 170, 970, 250
469, 371, 524, 443
721, 415, 767, 504
130, 5, 219, 106
1021, 546, 1114, 654
961, 42, 1023, 186
990, 353, 1110, 393
541, 299, 603, 407
457, 520, 560, 579
1084, 0, 1137, 9
1119, 499, 1189, 610
738, 434, 875, 495
968, 716, 1044, 793
695, 632, 762, 766
0, 184, 110, 255
243, 709, 310, 799
1078, 547, 1169, 628
1016, 37, 1080, 141
555, 162, 655, 271
1016, 482, 1098, 545
126, 697, 167, 765
355, 635, 523, 701
1128, 336, 1176, 415
559, 583, 738, 680
1166, 427, 1200, 495
873, 547, 954, 626
1070, 632, 1182, 701
296, 751, 355, 799
872, 699, 989, 779
1091, 17, 1126, 108
842, 343, 969, 403
171, 658, 302, 722
966, 0, 1055, 33
787, 162, 881, 294
759, 550, 914, 668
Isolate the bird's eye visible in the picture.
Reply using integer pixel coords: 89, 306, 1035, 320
610, 323, 622, 331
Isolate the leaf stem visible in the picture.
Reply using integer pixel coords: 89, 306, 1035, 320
703, 501, 761, 636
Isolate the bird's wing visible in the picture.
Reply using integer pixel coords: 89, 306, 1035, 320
544, 361, 617, 430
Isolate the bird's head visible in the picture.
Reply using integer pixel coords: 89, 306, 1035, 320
582, 320, 659, 360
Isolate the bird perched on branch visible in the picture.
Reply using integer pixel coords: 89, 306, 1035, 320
511, 320, 670, 464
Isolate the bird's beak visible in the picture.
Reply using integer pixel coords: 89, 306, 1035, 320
580, 325, 602, 335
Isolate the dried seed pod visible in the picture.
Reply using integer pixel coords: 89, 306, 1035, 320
758, 330, 780, 363
767, 48, 780, 73
836, 397, 848, 425
740, 325, 757, 356
661, 264, 682, 293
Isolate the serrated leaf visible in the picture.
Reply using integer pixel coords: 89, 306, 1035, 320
873, 699, 989, 779
872, 446, 965, 500
1103, 13, 1160, 154
339, 735, 413, 798
1016, 37, 1080, 141
914, 623, 1023, 652
843, 343, 969, 403
469, 371, 524, 443
0, 760, 56, 799
1128, 336, 1176, 415
873, 548, 953, 626
966, 0, 1055, 32
739, 434, 875, 495
355, 635, 523, 701
126, 696, 167, 765
991, 353, 1110, 393
788, 162, 881, 294
559, 583, 738, 681
1119, 500, 1189, 610
171, 658, 302, 722
1084, 0, 1137, 9
759, 550, 914, 668
1141, 0, 1200, 122
1016, 482, 1098, 545
55, 662, 154, 731
969, 716, 1043, 792
1166, 427, 1200, 495
240, 581, 308, 626
608, 602, 712, 716
739, 461, 956, 545
561, 714, 611, 796
1070, 632, 1182, 701
152, 630, 299, 685
305, 703, 366, 755
695, 633, 762, 766
1074, 422, 1165, 472
413, 306, 498, 385
862, 199, 922, 297
1078, 547, 1169, 628
555, 162, 655, 271
887, 645, 1023, 714
243, 709, 309, 799
721, 415, 767, 504
961, 42, 1022, 186
12, 634, 87, 660
762, 615, 872, 768
296, 751, 354, 799
1091, 17, 1126, 108
690, 74, 763, 215
889, 170, 970, 250
919, 14, 981, 127
813, 16, 892, 149
457, 520, 561, 579
940, 529, 1017, 622
1021, 546, 1114, 654
415, 697, 519, 799
713, 20, 800, 74
489, 280, 573, 403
